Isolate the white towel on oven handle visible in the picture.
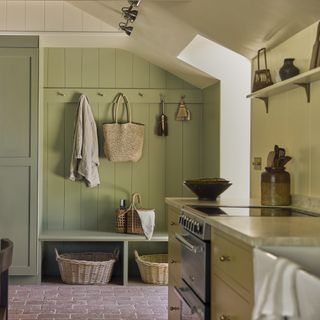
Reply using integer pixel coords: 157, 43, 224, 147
252, 257, 300, 320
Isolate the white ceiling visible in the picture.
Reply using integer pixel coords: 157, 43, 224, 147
68, 0, 320, 88
3, 0, 320, 88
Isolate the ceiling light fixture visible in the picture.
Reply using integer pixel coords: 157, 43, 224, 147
119, 22, 134, 36
122, 7, 139, 22
119, 0, 142, 36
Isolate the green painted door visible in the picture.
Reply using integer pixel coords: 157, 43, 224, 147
0, 45, 38, 275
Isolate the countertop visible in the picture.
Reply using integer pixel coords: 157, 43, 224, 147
165, 197, 320, 247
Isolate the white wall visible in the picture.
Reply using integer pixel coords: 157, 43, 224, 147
178, 35, 251, 199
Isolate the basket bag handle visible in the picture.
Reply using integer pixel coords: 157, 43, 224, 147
113, 92, 132, 124
134, 250, 142, 262
125, 192, 143, 212
257, 48, 268, 71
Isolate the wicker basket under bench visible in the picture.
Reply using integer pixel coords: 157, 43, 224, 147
39, 230, 168, 286
55, 248, 119, 285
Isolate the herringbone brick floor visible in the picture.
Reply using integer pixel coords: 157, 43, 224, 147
8, 284, 168, 320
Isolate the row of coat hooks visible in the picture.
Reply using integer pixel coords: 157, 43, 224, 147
57, 91, 144, 97
55, 91, 192, 137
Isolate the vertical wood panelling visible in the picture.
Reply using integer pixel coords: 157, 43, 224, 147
166, 72, 184, 89
45, 1, 63, 31
80, 103, 99, 230
44, 48, 205, 233
43, 48, 48, 87
131, 103, 150, 207
47, 102, 65, 229
114, 163, 132, 209
82, 48, 99, 88
97, 102, 115, 232
133, 56, 150, 88
6, 0, 26, 31
64, 102, 81, 229
99, 49, 116, 88
165, 104, 183, 196
26, 1, 45, 31
65, 48, 82, 87
43, 99, 48, 230
116, 49, 133, 88
149, 103, 166, 231
63, 2, 82, 31
150, 65, 166, 88
47, 48, 65, 87
0, 1, 6, 30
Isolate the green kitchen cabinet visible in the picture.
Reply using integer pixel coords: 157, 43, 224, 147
0, 36, 39, 275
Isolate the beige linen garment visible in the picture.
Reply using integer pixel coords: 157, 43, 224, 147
69, 94, 100, 187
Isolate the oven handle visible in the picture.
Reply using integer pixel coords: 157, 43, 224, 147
174, 286, 205, 319
175, 233, 203, 253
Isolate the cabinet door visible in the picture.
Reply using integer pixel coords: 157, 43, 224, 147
0, 47, 38, 275
211, 274, 252, 320
168, 286, 181, 320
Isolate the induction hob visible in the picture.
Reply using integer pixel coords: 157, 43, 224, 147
186, 205, 319, 217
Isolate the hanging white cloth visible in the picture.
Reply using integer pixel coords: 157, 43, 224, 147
252, 257, 300, 320
69, 94, 100, 187
137, 209, 155, 240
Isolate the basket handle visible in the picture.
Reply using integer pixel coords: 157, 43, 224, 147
134, 250, 140, 260
54, 248, 60, 259
126, 193, 143, 212
113, 248, 120, 260
257, 48, 268, 70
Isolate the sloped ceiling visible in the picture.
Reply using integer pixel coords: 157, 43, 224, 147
69, 0, 320, 88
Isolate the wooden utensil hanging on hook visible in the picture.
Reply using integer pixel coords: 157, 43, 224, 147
157, 95, 168, 136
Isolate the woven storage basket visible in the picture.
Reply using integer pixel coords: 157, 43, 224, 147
134, 250, 168, 285
55, 248, 119, 285
115, 209, 127, 233
127, 209, 144, 234
126, 193, 144, 235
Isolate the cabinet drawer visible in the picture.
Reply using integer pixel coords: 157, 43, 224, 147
168, 209, 181, 237
168, 286, 181, 320
211, 274, 252, 320
212, 231, 253, 294
168, 237, 181, 284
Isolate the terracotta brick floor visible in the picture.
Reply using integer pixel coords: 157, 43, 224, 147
8, 284, 168, 320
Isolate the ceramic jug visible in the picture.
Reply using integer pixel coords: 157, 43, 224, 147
261, 167, 291, 206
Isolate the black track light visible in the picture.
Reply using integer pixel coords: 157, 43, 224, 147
122, 7, 138, 22
119, 0, 141, 36
119, 22, 133, 36
128, 0, 141, 7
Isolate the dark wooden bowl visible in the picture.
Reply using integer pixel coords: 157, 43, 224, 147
183, 179, 231, 200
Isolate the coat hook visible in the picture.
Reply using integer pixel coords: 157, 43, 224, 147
57, 92, 65, 96
97, 92, 104, 96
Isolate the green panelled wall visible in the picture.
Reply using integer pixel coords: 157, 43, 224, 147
43, 48, 204, 233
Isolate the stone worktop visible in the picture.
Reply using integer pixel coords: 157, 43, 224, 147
165, 197, 320, 247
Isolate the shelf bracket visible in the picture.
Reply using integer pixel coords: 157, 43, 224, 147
294, 82, 310, 103
257, 97, 269, 113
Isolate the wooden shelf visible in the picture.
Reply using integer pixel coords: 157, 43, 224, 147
39, 229, 168, 242
247, 66, 320, 113
39, 230, 168, 286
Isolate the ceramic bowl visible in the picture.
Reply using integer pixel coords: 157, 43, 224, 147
183, 178, 232, 200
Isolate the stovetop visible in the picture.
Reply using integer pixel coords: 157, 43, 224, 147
180, 205, 319, 240
187, 205, 319, 217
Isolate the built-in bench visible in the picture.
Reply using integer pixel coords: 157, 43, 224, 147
39, 230, 168, 285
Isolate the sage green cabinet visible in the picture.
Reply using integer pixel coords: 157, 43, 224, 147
0, 36, 39, 275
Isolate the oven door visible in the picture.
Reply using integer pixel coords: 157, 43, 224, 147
175, 232, 210, 302
174, 280, 210, 320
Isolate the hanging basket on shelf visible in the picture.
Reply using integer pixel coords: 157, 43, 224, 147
252, 48, 273, 92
